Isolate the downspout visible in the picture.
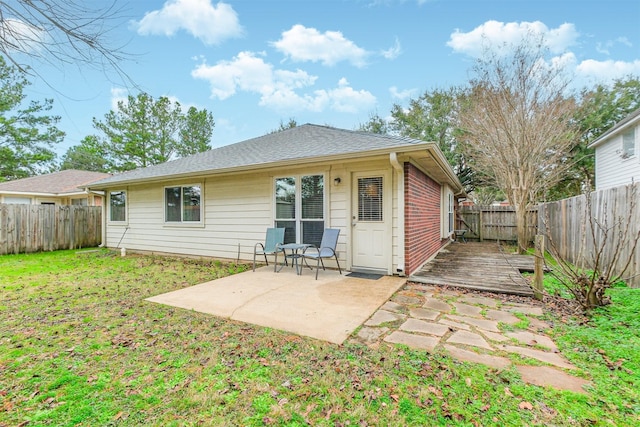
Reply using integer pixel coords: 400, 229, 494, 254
99, 191, 107, 247
390, 152, 405, 276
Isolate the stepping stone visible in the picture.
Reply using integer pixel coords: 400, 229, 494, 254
458, 295, 499, 308
438, 318, 471, 331
380, 301, 405, 313
400, 318, 449, 337
479, 330, 510, 343
444, 344, 511, 369
516, 366, 590, 394
446, 330, 493, 350
385, 331, 439, 352
527, 317, 551, 331
484, 309, 521, 324
502, 345, 575, 369
423, 298, 452, 313
365, 310, 406, 326
506, 305, 544, 316
357, 327, 389, 344
505, 331, 558, 351
393, 295, 422, 305
452, 302, 483, 317
409, 307, 440, 321
446, 314, 501, 333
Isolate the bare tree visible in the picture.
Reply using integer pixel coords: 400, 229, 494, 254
542, 183, 640, 311
459, 35, 580, 253
0, 0, 131, 83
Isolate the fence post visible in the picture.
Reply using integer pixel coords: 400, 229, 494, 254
533, 234, 545, 300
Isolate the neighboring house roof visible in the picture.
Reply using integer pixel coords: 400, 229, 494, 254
89, 124, 464, 194
0, 170, 112, 196
588, 108, 640, 149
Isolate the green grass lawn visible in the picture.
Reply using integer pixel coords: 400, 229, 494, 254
1, 249, 638, 426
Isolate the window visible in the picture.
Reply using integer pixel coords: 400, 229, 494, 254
448, 192, 454, 234
72, 198, 87, 206
165, 185, 202, 222
622, 129, 635, 158
357, 177, 383, 221
3, 197, 31, 204
109, 190, 126, 222
275, 175, 324, 247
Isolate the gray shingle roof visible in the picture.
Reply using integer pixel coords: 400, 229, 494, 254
89, 124, 432, 187
0, 170, 112, 194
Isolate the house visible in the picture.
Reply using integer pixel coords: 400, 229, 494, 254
588, 108, 640, 190
0, 170, 111, 206
88, 125, 465, 276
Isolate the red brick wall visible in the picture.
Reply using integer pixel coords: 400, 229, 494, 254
404, 163, 447, 275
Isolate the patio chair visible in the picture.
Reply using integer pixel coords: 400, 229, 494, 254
302, 228, 342, 279
253, 228, 286, 272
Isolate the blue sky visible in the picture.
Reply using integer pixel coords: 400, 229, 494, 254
18, 0, 640, 157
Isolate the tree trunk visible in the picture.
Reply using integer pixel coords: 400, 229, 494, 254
515, 204, 529, 254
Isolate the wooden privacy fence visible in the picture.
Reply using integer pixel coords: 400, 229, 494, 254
457, 205, 538, 243
538, 183, 639, 288
0, 204, 102, 255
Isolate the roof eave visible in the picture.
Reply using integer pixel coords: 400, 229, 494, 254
588, 113, 640, 149
88, 143, 444, 190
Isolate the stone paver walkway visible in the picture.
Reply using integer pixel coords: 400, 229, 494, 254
351, 282, 591, 395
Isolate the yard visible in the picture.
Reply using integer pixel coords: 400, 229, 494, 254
1, 249, 638, 426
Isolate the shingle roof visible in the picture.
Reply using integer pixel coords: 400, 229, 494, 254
89, 124, 433, 187
0, 170, 112, 194
588, 108, 640, 149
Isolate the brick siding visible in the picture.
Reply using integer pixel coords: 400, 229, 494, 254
404, 163, 447, 275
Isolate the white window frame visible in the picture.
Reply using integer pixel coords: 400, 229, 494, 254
163, 183, 204, 225
274, 173, 326, 245
622, 128, 636, 159
108, 190, 127, 223
448, 192, 455, 234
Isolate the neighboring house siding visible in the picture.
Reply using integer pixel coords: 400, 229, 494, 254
595, 123, 640, 190
404, 163, 446, 275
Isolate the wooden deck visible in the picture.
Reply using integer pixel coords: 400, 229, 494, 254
409, 242, 535, 296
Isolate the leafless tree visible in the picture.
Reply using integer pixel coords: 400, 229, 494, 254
458, 34, 581, 253
0, 0, 132, 83
542, 183, 640, 310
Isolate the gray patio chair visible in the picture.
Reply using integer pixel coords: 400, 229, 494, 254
253, 227, 286, 272
302, 228, 342, 279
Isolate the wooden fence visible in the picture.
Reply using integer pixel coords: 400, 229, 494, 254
538, 183, 639, 288
458, 205, 538, 243
0, 204, 102, 255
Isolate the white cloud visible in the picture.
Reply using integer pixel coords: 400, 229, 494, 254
0, 18, 46, 54
576, 59, 640, 82
447, 20, 579, 57
389, 86, 415, 100
381, 37, 402, 60
271, 24, 368, 67
192, 51, 376, 113
110, 88, 129, 111
134, 0, 242, 45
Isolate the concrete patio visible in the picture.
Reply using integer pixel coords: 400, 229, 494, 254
146, 265, 405, 344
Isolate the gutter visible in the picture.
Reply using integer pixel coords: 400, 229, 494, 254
390, 152, 405, 276
87, 143, 444, 190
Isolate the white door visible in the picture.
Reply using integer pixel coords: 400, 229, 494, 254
351, 172, 390, 273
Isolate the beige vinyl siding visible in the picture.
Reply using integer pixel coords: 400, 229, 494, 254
104, 157, 406, 274
595, 123, 640, 190
106, 173, 272, 260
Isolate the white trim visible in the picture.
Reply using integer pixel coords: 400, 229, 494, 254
162, 182, 204, 227
107, 189, 128, 224
273, 173, 326, 244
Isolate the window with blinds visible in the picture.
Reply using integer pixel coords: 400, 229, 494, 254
358, 177, 383, 222
275, 174, 324, 246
